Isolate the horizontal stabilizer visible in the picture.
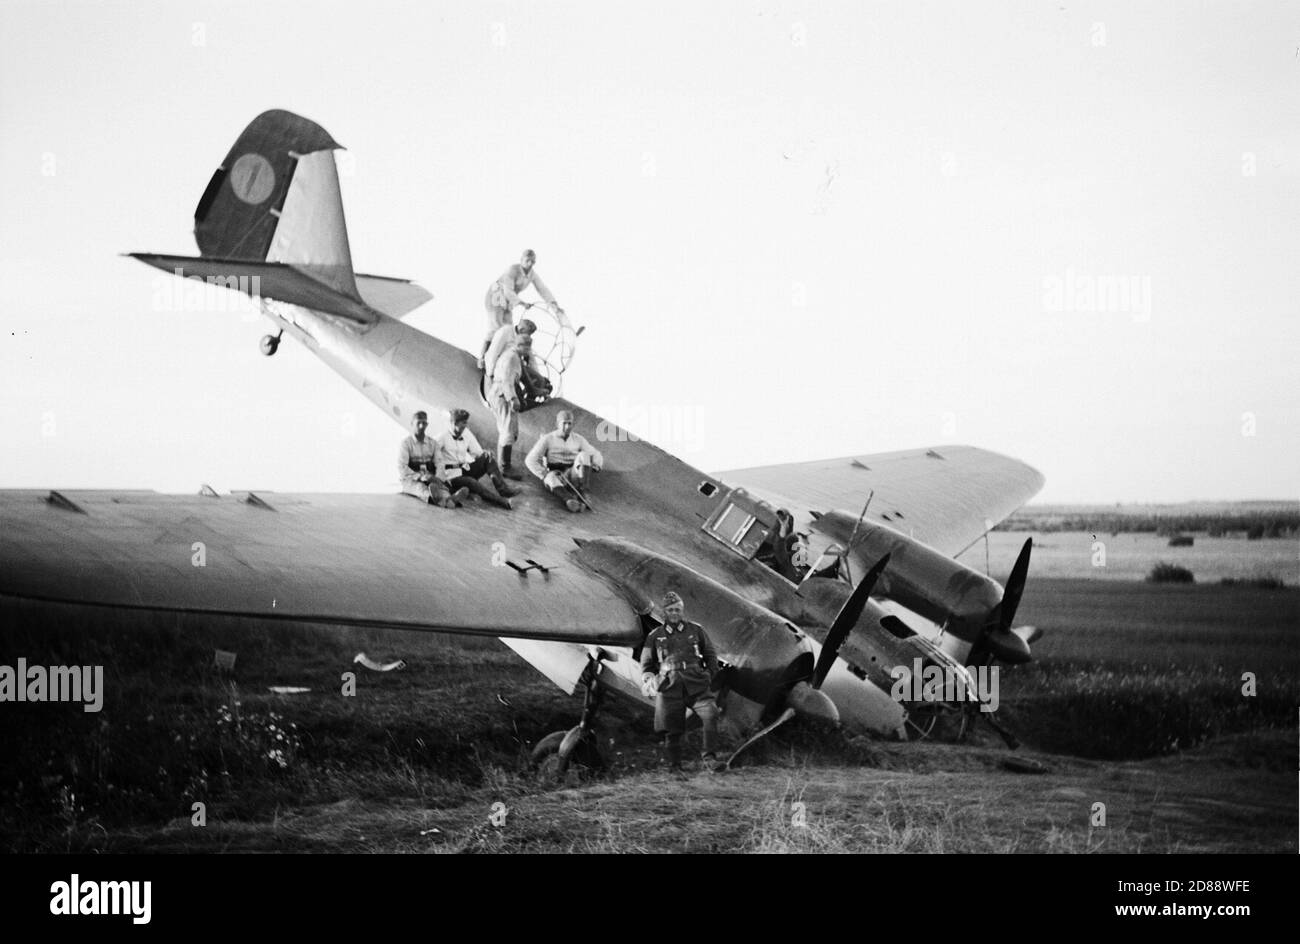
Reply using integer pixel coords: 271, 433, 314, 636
355, 273, 433, 319
129, 253, 379, 324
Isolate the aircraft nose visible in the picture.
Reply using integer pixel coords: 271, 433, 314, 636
785, 681, 840, 726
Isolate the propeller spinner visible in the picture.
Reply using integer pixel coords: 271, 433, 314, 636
727, 554, 891, 767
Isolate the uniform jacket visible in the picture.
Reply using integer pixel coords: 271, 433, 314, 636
398, 434, 437, 488
485, 264, 556, 310
640, 620, 719, 686
524, 430, 604, 480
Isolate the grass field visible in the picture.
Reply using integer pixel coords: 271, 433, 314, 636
1, 576, 1296, 853
960, 531, 1298, 586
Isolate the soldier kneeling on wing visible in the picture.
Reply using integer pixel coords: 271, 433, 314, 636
639, 591, 725, 773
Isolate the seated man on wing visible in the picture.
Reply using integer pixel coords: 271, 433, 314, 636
524, 409, 603, 513
432, 408, 519, 510
399, 411, 468, 509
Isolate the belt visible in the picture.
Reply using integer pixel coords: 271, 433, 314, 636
660, 659, 698, 672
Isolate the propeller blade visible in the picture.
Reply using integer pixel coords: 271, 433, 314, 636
726, 707, 796, 769
812, 554, 890, 688
999, 538, 1032, 633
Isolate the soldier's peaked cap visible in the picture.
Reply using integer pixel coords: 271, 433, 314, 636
662, 591, 683, 607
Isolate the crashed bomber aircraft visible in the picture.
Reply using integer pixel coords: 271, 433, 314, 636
0, 111, 1045, 769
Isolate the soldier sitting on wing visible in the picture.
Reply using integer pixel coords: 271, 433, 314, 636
432, 408, 519, 510
524, 409, 603, 513
398, 411, 469, 509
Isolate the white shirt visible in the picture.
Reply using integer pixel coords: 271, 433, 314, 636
525, 430, 604, 480
432, 428, 484, 481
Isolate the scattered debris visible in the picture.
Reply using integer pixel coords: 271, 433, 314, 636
213, 650, 237, 671
268, 686, 311, 694
354, 653, 406, 672
1001, 756, 1050, 775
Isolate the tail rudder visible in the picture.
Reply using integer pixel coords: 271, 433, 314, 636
132, 110, 432, 322
193, 109, 359, 299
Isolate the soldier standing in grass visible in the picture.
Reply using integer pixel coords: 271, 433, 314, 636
639, 591, 725, 773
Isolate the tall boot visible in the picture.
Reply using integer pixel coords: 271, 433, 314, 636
664, 736, 683, 771
499, 444, 523, 480
490, 464, 521, 497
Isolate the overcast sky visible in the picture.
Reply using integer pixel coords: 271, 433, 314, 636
2, 0, 1296, 503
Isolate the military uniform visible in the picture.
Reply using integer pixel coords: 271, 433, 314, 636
639, 618, 721, 767
398, 433, 451, 505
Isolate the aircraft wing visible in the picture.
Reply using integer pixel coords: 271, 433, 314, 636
0, 490, 640, 644
718, 445, 1045, 558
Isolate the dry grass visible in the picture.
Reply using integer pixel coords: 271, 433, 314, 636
1, 579, 1296, 854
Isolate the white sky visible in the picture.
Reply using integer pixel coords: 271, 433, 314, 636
2, 0, 1296, 503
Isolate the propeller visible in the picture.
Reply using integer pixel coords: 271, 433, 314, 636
977, 537, 1034, 665
727, 554, 890, 767
813, 553, 891, 686
962, 539, 1033, 749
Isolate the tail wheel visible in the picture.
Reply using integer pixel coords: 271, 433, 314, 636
259, 334, 281, 356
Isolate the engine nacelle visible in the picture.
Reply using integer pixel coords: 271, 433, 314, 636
571, 537, 818, 708
810, 511, 1012, 660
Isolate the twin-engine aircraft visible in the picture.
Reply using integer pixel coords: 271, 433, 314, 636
0, 111, 1045, 773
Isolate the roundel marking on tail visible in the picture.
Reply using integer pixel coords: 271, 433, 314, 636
229, 153, 275, 205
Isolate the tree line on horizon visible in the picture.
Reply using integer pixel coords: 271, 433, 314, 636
996, 511, 1299, 537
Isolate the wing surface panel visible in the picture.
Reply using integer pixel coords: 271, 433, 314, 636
719, 446, 1044, 557
0, 491, 639, 644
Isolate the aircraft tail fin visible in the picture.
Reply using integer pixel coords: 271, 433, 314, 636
192, 109, 360, 301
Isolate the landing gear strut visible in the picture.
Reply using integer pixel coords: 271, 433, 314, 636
530, 656, 608, 782
259, 330, 283, 357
